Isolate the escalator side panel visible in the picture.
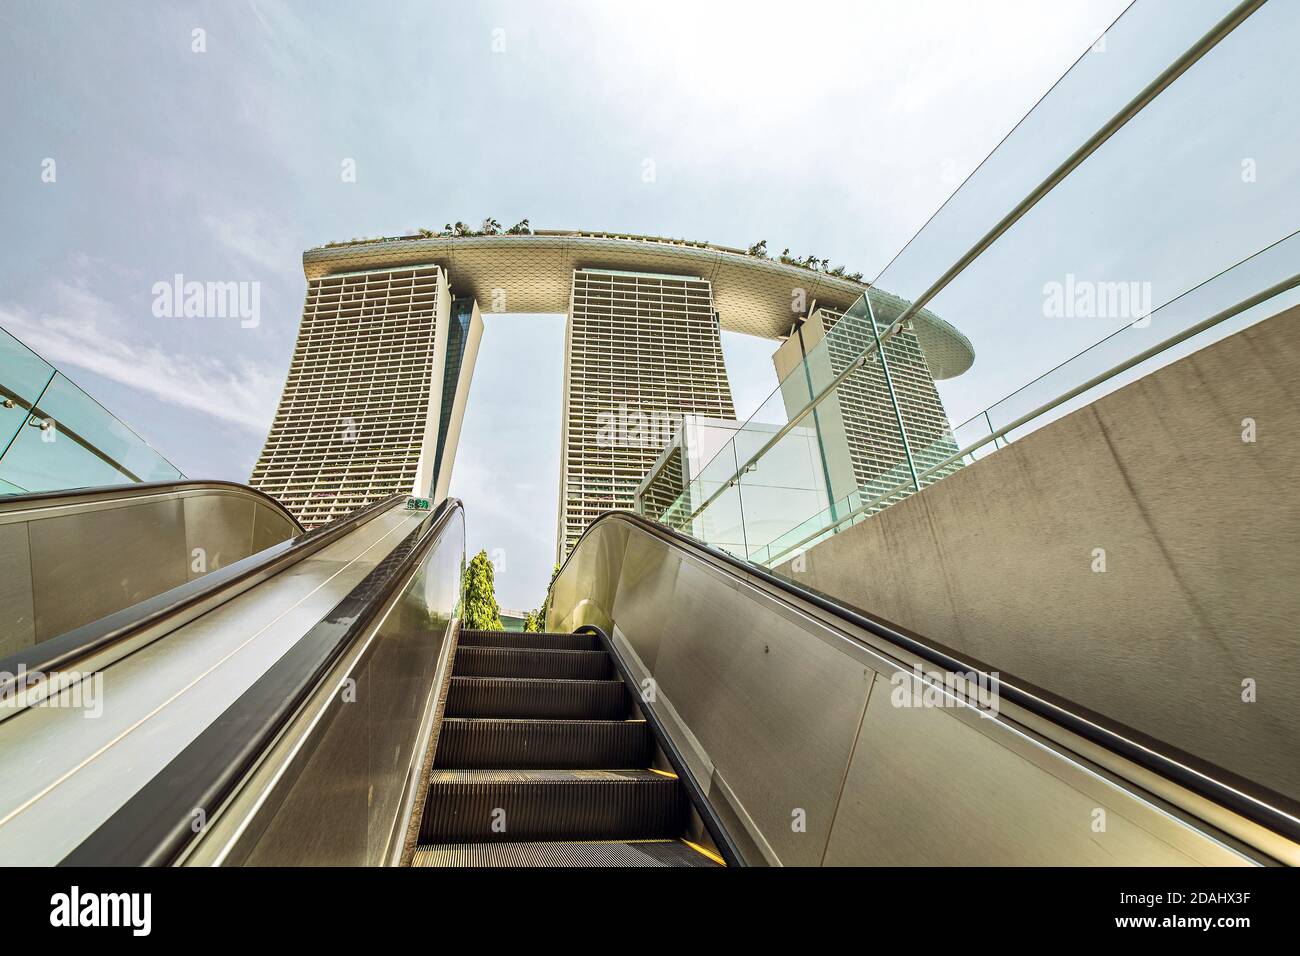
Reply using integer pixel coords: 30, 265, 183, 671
0, 483, 300, 653
0, 505, 436, 865
547, 513, 1284, 866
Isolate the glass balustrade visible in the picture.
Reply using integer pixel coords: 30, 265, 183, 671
0, 327, 183, 495
646, 0, 1299, 569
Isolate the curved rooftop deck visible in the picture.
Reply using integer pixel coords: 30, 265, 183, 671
303, 230, 975, 379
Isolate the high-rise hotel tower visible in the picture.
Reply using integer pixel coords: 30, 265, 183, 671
250, 264, 482, 528
770, 302, 963, 515
558, 269, 735, 558
252, 231, 974, 550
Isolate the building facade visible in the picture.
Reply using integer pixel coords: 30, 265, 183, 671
258, 231, 974, 548
250, 264, 482, 528
558, 269, 736, 559
772, 303, 963, 520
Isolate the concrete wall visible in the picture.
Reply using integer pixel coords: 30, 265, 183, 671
776, 306, 1300, 802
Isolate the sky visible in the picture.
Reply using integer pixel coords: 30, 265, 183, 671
0, 0, 1179, 609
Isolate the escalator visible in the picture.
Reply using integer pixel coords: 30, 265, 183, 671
0, 482, 462, 865
416, 628, 721, 866
1, 480, 1297, 866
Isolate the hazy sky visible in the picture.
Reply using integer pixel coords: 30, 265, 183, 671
0, 0, 1146, 608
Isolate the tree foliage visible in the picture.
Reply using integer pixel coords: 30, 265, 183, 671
463, 550, 503, 630
523, 563, 561, 632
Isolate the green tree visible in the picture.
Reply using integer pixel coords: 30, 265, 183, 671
463, 550, 503, 630
523, 563, 561, 632
538, 563, 560, 627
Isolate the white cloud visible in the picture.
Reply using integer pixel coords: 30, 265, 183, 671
202, 211, 299, 276
0, 282, 281, 433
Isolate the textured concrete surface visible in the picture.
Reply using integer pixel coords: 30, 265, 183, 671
777, 305, 1300, 801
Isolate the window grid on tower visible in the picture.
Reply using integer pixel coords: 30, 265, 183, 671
249, 266, 445, 528
558, 269, 736, 560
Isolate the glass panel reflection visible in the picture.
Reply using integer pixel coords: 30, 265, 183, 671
0, 331, 183, 495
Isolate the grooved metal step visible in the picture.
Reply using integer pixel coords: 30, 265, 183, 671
420, 769, 686, 843
412, 839, 719, 867
445, 677, 627, 720
459, 629, 600, 651
434, 718, 652, 769
454, 645, 613, 680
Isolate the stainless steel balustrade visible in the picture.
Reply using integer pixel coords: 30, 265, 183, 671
549, 512, 1300, 866
177, 501, 465, 866
0, 489, 453, 864
0, 481, 300, 657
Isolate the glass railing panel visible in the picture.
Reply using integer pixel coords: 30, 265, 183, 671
0, 372, 183, 494
656, 481, 696, 531
874, 0, 1245, 304
688, 293, 881, 507
35, 373, 184, 483
691, 439, 748, 558
748, 487, 856, 567
948, 413, 1000, 463
741, 340, 923, 563
735, 419, 835, 561
912, 0, 1300, 431
984, 232, 1300, 445
753, 251, 1300, 567
0, 409, 135, 493
0, 326, 56, 460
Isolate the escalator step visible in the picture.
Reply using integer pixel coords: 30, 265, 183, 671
412, 840, 719, 868
434, 718, 652, 769
420, 769, 686, 843
459, 630, 600, 651
445, 677, 626, 720
453, 646, 613, 680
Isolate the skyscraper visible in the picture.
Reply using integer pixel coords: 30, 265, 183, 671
557, 268, 736, 559
772, 303, 962, 518
253, 231, 972, 547
250, 264, 482, 528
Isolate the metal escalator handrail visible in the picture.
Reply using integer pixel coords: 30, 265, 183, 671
0, 483, 403, 709
60, 497, 465, 866
0, 478, 302, 528
576, 623, 745, 867
559, 510, 1300, 848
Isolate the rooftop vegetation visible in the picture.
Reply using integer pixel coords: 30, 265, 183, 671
319, 224, 868, 284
